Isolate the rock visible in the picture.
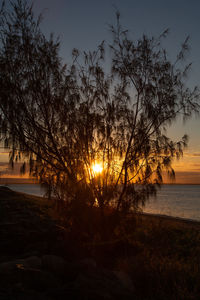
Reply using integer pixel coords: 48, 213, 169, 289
42, 255, 67, 275
0, 186, 12, 192
44, 287, 84, 300
19, 268, 60, 292
113, 270, 135, 292
65, 267, 134, 299
9, 290, 48, 300
0, 256, 41, 274
0, 263, 60, 296
24, 256, 42, 269
80, 258, 97, 268
23, 250, 39, 257
0, 260, 25, 274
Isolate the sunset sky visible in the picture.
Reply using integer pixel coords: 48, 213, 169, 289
1, 0, 200, 183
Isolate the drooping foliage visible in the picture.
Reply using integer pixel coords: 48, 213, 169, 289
0, 1, 199, 214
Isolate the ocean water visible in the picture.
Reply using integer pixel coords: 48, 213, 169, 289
144, 185, 200, 221
7, 184, 46, 198
6, 184, 200, 222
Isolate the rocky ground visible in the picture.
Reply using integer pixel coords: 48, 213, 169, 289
1, 186, 200, 299
0, 187, 135, 300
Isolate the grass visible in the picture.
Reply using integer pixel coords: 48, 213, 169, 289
114, 215, 200, 299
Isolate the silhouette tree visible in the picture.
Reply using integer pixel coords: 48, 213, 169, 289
0, 1, 199, 215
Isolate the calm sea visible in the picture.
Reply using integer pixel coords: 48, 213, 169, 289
6, 184, 200, 222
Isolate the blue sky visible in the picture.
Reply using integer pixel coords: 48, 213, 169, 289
31, 0, 200, 175
29, 0, 200, 88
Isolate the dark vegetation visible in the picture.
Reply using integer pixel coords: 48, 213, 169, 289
0, 187, 200, 299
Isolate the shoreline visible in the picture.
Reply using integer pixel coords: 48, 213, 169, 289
0, 178, 36, 184
140, 211, 200, 229
1, 178, 200, 185
4, 186, 200, 229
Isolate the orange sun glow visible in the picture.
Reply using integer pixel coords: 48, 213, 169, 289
91, 163, 103, 174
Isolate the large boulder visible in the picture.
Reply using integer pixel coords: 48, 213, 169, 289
0, 260, 60, 293
113, 270, 135, 292
42, 255, 68, 275
0, 256, 41, 273
62, 266, 134, 300
18, 267, 59, 292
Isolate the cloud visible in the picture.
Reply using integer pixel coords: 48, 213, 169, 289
0, 162, 29, 177
0, 163, 10, 172
0, 162, 9, 166
0, 151, 10, 155
184, 152, 200, 157
163, 171, 200, 184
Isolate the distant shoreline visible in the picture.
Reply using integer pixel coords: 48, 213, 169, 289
1, 178, 200, 185
0, 178, 36, 184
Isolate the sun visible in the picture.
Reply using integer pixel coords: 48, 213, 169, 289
92, 163, 103, 174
